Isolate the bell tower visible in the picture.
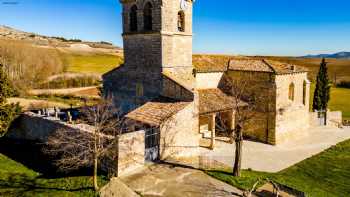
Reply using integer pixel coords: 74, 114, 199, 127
106, 0, 195, 112
120, 0, 195, 90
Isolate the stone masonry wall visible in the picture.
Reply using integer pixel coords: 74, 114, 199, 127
309, 111, 342, 127
275, 73, 310, 144
117, 130, 145, 177
196, 72, 224, 89
8, 112, 146, 177
162, 76, 194, 101
226, 71, 277, 144
7, 112, 88, 142
159, 102, 200, 159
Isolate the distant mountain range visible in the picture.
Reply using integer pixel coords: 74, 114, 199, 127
302, 52, 350, 59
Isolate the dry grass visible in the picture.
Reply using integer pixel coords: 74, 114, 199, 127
7, 98, 70, 110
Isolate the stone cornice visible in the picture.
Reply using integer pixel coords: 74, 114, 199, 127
122, 31, 193, 37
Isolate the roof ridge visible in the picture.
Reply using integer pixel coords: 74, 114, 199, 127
262, 59, 277, 74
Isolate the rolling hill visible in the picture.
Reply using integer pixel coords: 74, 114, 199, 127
303, 52, 350, 59
0, 25, 122, 54
1, 25, 124, 75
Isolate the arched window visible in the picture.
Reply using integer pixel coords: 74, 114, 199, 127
143, 2, 153, 31
303, 81, 307, 105
178, 11, 185, 32
289, 83, 295, 101
129, 5, 138, 32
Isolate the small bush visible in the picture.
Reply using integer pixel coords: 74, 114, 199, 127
336, 81, 350, 89
68, 39, 82, 42
99, 41, 113, 45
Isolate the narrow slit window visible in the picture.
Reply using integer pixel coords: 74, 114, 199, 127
178, 11, 185, 32
289, 83, 295, 101
303, 81, 307, 105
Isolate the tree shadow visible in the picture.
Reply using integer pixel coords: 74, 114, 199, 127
0, 172, 94, 196
0, 138, 100, 195
0, 138, 92, 178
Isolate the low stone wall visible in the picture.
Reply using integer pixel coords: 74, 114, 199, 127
117, 130, 145, 177
7, 112, 85, 142
7, 112, 146, 177
275, 105, 310, 144
309, 111, 342, 127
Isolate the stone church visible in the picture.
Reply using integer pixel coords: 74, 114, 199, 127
103, 0, 310, 160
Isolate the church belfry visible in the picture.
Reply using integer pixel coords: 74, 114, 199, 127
103, 0, 195, 113
120, 0, 195, 85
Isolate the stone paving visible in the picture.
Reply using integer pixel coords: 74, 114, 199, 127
200, 126, 350, 172
120, 164, 244, 197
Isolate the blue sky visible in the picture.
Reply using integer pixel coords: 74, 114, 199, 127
0, 0, 350, 56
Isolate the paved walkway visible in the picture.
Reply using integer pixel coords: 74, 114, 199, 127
120, 164, 243, 197
200, 126, 350, 172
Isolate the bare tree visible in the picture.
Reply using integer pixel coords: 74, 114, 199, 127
44, 100, 123, 191
223, 73, 267, 177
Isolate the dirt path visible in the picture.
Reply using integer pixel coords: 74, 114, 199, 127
29, 86, 100, 98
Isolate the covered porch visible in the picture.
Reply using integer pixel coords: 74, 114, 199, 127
198, 89, 245, 150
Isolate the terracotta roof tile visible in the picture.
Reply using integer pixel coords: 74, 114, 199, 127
228, 59, 306, 74
264, 60, 306, 74
198, 89, 246, 115
126, 97, 190, 126
193, 55, 232, 72
193, 55, 306, 74
228, 59, 274, 73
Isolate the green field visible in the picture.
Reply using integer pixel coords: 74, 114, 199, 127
328, 87, 350, 120
0, 140, 107, 196
65, 52, 123, 74
207, 139, 350, 197
310, 84, 350, 120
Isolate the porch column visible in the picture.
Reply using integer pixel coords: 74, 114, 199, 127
228, 110, 235, 131
210, 113, 216, 150
228, 110, 235, 144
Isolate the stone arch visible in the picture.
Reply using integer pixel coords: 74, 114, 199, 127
129, 5, 138, 32
289, 82, 295, 101
178, 11, 185, 32
143, 2, 153, 31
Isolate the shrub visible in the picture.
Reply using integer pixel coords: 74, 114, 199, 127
0, 65, 21, 136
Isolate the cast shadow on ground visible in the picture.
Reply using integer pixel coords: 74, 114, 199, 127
0, 138, 93, 178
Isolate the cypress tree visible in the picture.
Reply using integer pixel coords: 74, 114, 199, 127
0, 64, 21, 136
312, 58, 331, 124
